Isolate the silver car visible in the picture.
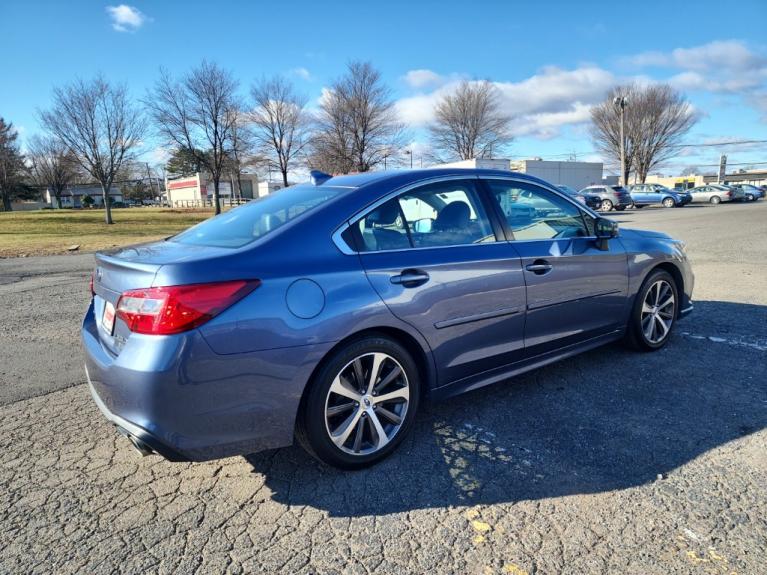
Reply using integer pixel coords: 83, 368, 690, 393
688, 185, 735, 205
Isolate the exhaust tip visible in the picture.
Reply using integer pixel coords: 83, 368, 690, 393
116, 426, 154, 457
128, 435, 154, 457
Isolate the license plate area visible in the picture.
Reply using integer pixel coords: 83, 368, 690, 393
102, 300, 116, 334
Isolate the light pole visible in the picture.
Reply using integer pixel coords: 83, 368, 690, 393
613, 96, 628, 186
404, 149, 413, 169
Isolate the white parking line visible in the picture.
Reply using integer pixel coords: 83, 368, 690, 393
680, 331, 767, 352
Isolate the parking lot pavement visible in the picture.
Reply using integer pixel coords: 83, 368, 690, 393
1, 202, 766, 574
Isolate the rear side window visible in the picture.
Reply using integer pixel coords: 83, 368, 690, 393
354, 180, 496, 252
486, 180, 589, 240
171, 185, 344, 248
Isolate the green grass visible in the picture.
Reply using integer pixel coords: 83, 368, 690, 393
0, 208, 216, 257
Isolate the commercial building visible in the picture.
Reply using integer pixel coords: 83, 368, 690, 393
436, 158, 512, 171
704, 169, 767, 187
164, 173, 262, 207
45, 184, 123, 208
510, 159, 604, 191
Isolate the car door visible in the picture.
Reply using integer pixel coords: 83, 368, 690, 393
482, 178, 629, 357
352, 178, 527, 386
632, 185, 649, 205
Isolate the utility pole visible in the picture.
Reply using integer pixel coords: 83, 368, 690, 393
145, 163, 159, 201
613, 97, 628, 186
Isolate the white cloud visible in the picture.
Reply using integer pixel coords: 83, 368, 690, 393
396, 66, 617, 139
290, 67, 312, 81
106, 5, 148, 33
627, 40, 767, 97
402, 69, 444, 89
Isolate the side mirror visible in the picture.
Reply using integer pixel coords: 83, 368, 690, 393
594, 217, 619, 250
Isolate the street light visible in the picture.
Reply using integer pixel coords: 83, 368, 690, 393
613, 96, 628, 186
404, 149, 413, 169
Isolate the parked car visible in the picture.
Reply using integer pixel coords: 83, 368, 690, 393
628, 184, 692, 208
687, 184, 734, 204
729, 184, 764, 201
579, 185, 633, 211
556, 185, 602, 210
83, 169, 694, 469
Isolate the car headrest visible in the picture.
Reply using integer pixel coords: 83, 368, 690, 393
368, 201, 400, 226
435, 201, 470, 230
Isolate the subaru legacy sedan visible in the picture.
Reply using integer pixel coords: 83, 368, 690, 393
83, 169, 694, 469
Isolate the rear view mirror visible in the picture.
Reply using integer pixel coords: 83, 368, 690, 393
594, 217, 619, 250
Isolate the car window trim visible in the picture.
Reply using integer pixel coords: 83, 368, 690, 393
332, 175, 504, 255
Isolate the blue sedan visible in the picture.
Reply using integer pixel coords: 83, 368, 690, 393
629, 184, 692, 208
83, 169, 694, 469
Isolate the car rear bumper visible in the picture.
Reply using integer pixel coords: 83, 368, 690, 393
82, 301, 332, 461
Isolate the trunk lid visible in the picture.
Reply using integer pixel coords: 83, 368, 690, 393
92, 252, 163, 356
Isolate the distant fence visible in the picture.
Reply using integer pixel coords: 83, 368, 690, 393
172, 197, 251, 209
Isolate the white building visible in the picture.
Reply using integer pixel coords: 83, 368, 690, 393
165, 173, 262, 207
510, 159, 603, 191
45, 184, 123, 208
436, 158, 511, 171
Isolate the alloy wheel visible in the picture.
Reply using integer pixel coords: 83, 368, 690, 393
324, 352, 410, 455
641, 280, 675, 344
662, 198, 675, 208
710, 196, 721, 204
600, 199, 613, 211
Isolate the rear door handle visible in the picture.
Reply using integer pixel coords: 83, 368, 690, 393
525, 260, 553, 275
390, 269, 430, 287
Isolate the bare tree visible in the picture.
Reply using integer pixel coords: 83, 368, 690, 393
310, 87, 356, 174
0, 118, 26, 211
591, 83, 696, 184
40, 76, 146, 223
428, 80, 513, 161
27, 135, 79, 208
630, 85, 697, 182
250, 76, 310, 186
226, 107, 257, 197
146, 61, 239, 214
312, 61, 404, 173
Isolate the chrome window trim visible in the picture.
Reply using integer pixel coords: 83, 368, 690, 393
330, 174, 604, 255
332, 175, 489, 255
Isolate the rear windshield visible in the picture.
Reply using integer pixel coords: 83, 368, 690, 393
611, 186, 628, 192
171, 185, 345, 248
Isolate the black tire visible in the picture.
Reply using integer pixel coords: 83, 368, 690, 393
600, 199, 613, 212
614, 205, 626, 211
709, 196, 721, 205
296, 335, 420, 470
662, 197, 675, 208
624, 269, 679, 351
746, 194, 754, 201
635, 204, 646, 209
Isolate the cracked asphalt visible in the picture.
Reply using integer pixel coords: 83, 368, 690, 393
1, 201, 766, 574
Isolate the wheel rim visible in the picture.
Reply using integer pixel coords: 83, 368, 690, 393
641, 280, 675, 344
601, 199, 612, 211
663, 199, 674, 207
324, 352, 410, 456
710, 196, 720, 204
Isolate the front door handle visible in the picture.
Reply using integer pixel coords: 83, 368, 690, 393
525, 260, 553, 275
390, 269, 430, 287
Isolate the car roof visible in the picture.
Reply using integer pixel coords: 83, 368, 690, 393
316, 168, 559, 194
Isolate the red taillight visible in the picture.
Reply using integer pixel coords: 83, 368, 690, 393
116, 280, 260, 335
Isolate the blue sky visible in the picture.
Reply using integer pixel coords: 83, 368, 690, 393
2, 0, 766, 175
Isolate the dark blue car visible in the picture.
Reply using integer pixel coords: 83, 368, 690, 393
83, 169, 694, 469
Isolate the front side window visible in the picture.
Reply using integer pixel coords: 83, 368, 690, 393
486, 181, 589, 241
353, 180, 496, 252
